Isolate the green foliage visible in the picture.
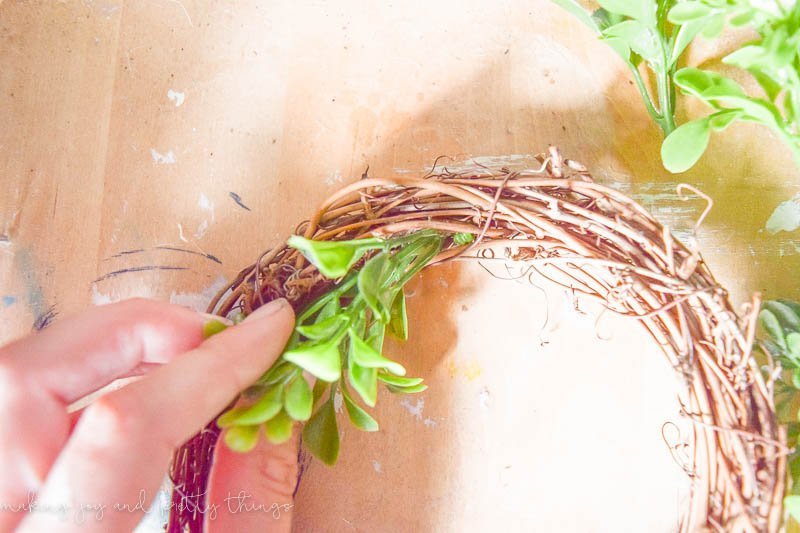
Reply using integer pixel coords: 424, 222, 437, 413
554, 0, 690, 135
555, 0, 800, 173
758, 298, 800, 520
216, 230, 443, 464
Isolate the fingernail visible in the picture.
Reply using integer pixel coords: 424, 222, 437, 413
244, 298, 289, 322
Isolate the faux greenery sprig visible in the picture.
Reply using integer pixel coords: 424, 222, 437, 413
758, 299, 800, 520
555, 0, 800, 173
661, 0, 800, 172
554, 0, 703, 135
206, 230, 444, 465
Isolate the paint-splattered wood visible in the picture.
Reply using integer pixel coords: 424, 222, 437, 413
1, 1, 798, 531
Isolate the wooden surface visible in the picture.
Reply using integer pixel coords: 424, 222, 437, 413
2, 1, 799, 531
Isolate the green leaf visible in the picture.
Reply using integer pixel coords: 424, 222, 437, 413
700, 13, 725, 38
341, 387, 379, 431
602, 20, 660, 62
259, 362, 296, 385
288, 235, 383, 278
759, 309, 786, 349
378, 373, 424, 387
302, 396, 340, 465
386, 382, 429, 394
452, 232, 475, 245
661, 117, 711, 173
283, 337, 342, 382
765, 301, 800, 332
312, 379, 328, 405
591, 7, 626, 32
785, 495, 800, 521
358, 252, 397, 323
217, 385, 283, 427
670, 19, 706, 66
285, 376, 313, 421
667, 3, 711, 24
349, 330, 406, 375
728, 8, 756, 27
387, 290, 408, 341
348, 358, 378, 407
709, 109, 743, 131
723, 45, 764, 70
597, 0, 655, 25
264, 410, 294, 444
602, 36, 632, 62
792, 368, 800, 389
224, 425, 260, 453
296, 314, 346, 341
674, 67, 746, 100
553, 0, 600, 32
202, 319, 228, 338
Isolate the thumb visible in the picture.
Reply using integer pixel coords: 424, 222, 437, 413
205, 302, 300, 533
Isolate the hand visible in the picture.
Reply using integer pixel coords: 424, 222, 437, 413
0, 297, 297, 532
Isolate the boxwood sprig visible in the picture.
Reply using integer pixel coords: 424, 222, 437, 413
207, 230, 444, 465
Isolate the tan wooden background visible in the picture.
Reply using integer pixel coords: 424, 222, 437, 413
2, 1, 799, 531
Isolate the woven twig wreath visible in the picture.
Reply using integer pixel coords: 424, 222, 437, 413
169, 148, 786, 532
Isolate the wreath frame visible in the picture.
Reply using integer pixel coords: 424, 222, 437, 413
168, 148, 786, 533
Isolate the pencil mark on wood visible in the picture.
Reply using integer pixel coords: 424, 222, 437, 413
93, 265, 189, 283
32, 305, 58, 331
228, 191, 251, 211
154, 246, 222, 264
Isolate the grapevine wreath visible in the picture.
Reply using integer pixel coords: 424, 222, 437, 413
167, 148, 786, 532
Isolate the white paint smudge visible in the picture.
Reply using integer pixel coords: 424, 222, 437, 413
478, 388, 491, 410
177, 223, 188, 243
198, 193, 213, 213
399, 397, 424, 420
423, 417, 437, 428
766, 194, 800, 234
91, 285, 114, 305
371, 460, 383, 473
334, 390, 344, 413
151, 148, 176, 164
170, 275, 228, 312
167, 89, 185, 107
195, 219, 209, 239
325, 171, 343, 186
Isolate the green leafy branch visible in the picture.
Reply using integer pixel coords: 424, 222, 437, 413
758, 299, 800, 521
555, 0, 706, 135
206, 230, 445, 465
555, 0, 800, 173
662, 1, 800, 172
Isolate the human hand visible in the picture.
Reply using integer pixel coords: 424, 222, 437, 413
0, 297, 297, 532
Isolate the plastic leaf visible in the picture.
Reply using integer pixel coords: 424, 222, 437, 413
597, 0, 655, 25
285, 376, 313, 421
349, 330, 406, 375
288, 235, 382, 278
452, 232, 475, 246
283, 338, 342, 382
602, 20, 659, 64
259, 363, 296, 385
661, 118, 711, 173
297, 314, 346, 341
358, 252, 397, 322
667, 3, 711, 24
341, 387, 379, 432
709, 110, 743, 131
217, 386, 283, 428
759, 309, 786, 349
386, 383, 428, 394
224, 425, 260, 453
671, 19, 706, 67
264, 410, 294, 444
700, 13, 725, 38
202, 319, 228, 339
302, 397, 340, 465
348, 358, 378, 407
785, 495, 800, 521
378, 373, 424, 387
387, 291, 408, 341
765, 301, 800, 332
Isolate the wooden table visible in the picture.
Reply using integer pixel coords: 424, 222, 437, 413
2, 1, 798, 531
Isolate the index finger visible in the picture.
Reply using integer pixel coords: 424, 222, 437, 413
18, 298, 295, 533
